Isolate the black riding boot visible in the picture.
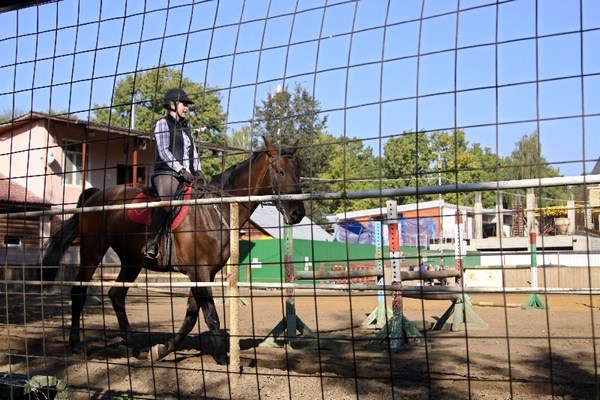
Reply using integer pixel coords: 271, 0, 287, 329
142, 207, 170, 259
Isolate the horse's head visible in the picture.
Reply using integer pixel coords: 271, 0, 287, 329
262, 138, 306, 225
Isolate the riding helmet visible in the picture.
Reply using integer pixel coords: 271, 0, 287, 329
163, 88, 194, 108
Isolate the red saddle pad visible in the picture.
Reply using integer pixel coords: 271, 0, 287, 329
127, 186, 192, 230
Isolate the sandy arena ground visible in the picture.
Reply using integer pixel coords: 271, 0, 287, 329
1, 286, 599, 399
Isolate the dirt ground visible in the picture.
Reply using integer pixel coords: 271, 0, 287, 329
1, 286, 599, 400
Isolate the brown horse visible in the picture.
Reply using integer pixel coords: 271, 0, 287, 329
41, 139, 305, 364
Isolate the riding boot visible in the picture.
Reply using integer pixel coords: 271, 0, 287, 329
142, 207, 170, 259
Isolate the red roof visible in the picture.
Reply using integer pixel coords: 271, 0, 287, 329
0, 173, 50, 206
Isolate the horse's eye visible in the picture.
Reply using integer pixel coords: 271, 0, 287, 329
278, 169, 285, 176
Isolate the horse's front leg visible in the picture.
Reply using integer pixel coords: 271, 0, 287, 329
150, 287, 228, 365
150, 288, 201, 362
197, 287, 228, 365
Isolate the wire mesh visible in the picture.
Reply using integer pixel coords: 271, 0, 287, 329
1, 1, 599, 399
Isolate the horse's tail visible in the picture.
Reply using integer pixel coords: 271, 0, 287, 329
41, 187, 101, 281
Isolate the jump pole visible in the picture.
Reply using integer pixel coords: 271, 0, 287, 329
370, 200, 425, 350
522, 232, 546, 309
260, 224, 314, 348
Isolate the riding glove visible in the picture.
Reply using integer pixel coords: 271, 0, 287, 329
180, 169, 195, 183
194, 170, 207, 186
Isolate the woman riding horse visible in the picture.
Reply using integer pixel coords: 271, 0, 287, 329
41, 138, 305, 365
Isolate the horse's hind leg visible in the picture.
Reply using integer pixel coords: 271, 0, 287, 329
108, 265, 142, 357
69, 266, 98, 354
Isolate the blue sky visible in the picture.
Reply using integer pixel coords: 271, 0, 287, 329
1, 0, 599, 176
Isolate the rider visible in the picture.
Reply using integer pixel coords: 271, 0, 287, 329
142, 88, 204, 259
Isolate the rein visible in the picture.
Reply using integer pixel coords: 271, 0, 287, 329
266, 153, 293, 216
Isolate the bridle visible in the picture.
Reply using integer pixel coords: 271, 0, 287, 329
265, 153, 296, 221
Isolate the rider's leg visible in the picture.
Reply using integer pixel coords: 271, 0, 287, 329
142, 207, 169, 258
142, 174, 179, 259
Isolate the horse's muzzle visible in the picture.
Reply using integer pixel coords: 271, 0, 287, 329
284, 203, 305, 225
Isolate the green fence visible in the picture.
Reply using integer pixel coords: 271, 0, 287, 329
238, 239, 480, 283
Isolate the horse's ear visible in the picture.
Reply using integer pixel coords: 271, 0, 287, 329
287, 139, 300, 156
263, 136, 278, 158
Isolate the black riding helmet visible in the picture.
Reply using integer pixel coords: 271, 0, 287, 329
162, 88, 194, 109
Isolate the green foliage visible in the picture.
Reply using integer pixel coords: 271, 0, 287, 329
319, 137, 382, 213
91, 65, 228, 178
429, 130, 504, 207
252, 83, 331, 178
501, 131, 570, 207
382, 131, 433, 204
91, 65, 227, 136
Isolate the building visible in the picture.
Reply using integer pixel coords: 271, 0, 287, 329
333, 195, 600, 254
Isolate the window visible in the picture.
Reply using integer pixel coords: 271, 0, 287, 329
4, 236, 22, 246
62, 140, 87, 185
117, 164, 146, 185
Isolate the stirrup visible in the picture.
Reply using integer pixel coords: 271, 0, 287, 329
143, 240, 158, 259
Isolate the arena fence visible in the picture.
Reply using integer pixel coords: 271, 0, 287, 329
2, 1, 600, 399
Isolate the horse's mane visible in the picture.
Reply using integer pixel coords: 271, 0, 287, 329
209, 147, 297, 191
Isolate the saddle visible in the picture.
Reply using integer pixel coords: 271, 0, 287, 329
127, 184, 192, 230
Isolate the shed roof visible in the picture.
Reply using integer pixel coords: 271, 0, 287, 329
0, 112, 241, 155
250, 205, 333, 242
0, 173, 49, 206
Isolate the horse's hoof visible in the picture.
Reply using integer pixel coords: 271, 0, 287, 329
117, 345, 141, 359
70, 343, 83, 355
149, 344, 167, 361
214, 353, 229, 365
131, 346, 141, 358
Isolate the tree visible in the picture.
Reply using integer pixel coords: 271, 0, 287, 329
502, 131, 569, 207
92, 65, 226, 133
91, 65, 228, 176
319, 137, 381, 214
252, 83, 331, 178
429, 130, 506, 207
1, 109, 28, 123
383, 130, 433, 204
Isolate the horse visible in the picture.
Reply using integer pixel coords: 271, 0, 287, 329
41, 138, 305, 365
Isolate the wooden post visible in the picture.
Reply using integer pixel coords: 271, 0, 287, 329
81, 141, 87, 192
132, 147, 138, 186
229, 203, 240, 377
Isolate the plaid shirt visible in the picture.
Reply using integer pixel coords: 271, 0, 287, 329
154, 117, 200, 173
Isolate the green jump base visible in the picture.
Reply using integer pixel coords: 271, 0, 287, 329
260, 300, 315, 348
522, 293, 547, 310
432, 294, 488, 332
369, 312, 428, 351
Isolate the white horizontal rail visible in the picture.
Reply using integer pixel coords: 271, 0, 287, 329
1, 173, 599, 219
5, 279, 600, 295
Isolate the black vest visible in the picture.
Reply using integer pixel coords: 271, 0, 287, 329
154, 115, 197, 174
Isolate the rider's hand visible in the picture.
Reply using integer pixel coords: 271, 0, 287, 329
194, 170, 207, 186
179, 169, 195, 183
